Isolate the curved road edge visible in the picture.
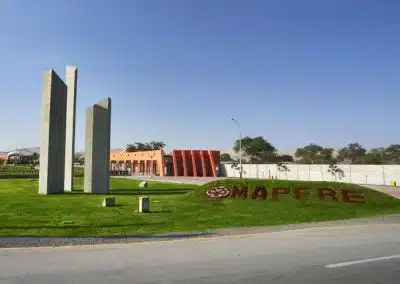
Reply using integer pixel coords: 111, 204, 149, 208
1, 214, 399, 249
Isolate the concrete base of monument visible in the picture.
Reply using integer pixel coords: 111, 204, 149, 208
139, 196, 150, 213
102, 198, 116, 207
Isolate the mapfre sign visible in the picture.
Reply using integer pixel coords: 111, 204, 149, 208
205, 185, 366, 203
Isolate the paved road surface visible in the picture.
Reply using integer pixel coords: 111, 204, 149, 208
1, 222, 399, 283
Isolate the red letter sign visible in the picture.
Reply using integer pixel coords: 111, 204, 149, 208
317, 188, 338, 201
251, 187, 267, 200
271, 187, 290, 201
231, 186, 248, 199
294, 188, 311, 200
341, 189, 365, 203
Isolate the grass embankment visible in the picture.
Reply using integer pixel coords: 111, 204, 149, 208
0, 178, 399, 237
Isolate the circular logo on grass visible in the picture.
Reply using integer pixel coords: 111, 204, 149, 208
205, 186, 231, 200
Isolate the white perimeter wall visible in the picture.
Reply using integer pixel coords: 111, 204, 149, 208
220, 164, 400, 186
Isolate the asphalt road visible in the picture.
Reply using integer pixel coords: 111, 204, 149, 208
1, 223, 399, 284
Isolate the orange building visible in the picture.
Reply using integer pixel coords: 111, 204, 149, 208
110, 149, 220, 177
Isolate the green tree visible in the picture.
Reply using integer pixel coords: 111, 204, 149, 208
277, 162, 290, 179
126, 141, 166, 152
233, 136, 277, 163
125, 144, 137, 152
277, 162, 290, 172
134, 142, 148, 151
384, 144, 400, 164
278, 154, 294, 163
148, 141, 166, 150
327, 162, 345, 181
230, 161, 246, 176
337, 143, 366, 164
74, 153, 85, 166
295, 144, 334, 164
30, 152, 40, 166
221, 153, 233, 162
362, 148, 386, 164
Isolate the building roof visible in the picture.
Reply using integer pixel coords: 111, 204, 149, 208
7, 148, 39, 157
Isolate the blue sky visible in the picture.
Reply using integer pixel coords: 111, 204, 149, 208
1, 0, 399, 152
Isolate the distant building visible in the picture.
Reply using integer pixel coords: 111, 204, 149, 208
4, 148, 39, 164
110, 149, 220, 177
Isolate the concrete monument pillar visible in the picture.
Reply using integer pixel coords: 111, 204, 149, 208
84, 98, 112, 194
38, 70, 68, 194
64, 66, 78, 192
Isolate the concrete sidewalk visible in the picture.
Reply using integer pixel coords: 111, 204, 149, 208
363, 184, 400, 199
114, 175, 225, 185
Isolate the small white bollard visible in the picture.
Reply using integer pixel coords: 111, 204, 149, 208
139, 196, 150, 213
139, 181, 148, 188
102, 197, 116, 207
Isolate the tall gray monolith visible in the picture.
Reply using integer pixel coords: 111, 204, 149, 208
38, 69, 67, 195
84, 98, 112, 194
64, 66, 78, 192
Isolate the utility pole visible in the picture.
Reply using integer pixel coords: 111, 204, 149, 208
231, 118, 243, 179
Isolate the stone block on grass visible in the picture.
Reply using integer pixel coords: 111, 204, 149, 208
102, 197, 116, 207
139, 196, 150, 213
139, 181, 148, 188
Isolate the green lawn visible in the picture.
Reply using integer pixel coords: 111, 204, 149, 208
0, 178, 399, 237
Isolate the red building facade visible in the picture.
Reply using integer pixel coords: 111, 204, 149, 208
110, 149, 220, 177
170, 150, 220, 177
